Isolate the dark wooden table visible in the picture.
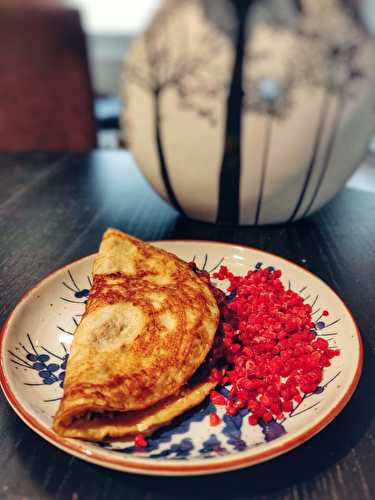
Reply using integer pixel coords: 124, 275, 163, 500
0, 151, 374, 500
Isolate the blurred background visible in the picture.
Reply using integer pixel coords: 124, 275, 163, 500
67, 0, 161, 148
0, 0, 160, 151
0, 0, 374, 196
67, 1, 160, 95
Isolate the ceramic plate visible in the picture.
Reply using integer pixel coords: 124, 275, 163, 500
0, 241, 362, 476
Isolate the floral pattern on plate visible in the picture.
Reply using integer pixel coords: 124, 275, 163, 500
0, 241, 362, 475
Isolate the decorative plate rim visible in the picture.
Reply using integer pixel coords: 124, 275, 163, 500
0, 240, 363, 476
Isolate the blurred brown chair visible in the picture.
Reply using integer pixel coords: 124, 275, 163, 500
0, 3, 97, 151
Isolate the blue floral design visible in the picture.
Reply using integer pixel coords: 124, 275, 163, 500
222, 409, 249, 451
9, 256, 343, 460
199, 434, 228, 457
148, 438, 194, 459
9, 334, 68, 401
259, 419, 286, 442
60, 270, 91, 305
101, 395, 217, 456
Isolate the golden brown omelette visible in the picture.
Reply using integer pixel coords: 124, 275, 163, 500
53, 229, 219, 440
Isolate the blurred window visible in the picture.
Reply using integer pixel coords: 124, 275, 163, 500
64, 1, 160, 146
65, 0, 160, 34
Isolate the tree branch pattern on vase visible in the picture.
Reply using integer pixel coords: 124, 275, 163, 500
288, 0, 367, 221
122, 0, 373, 225
125, 0, 230, 216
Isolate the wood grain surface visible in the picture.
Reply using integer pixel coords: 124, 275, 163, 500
0, 151, 374, 500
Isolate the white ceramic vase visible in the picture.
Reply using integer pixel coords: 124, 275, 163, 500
121, 0, 375, 225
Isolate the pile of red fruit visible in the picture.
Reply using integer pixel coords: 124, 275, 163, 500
134, 263, 341, 446
206, 265, 340, 426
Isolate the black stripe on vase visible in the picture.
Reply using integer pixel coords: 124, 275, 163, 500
154, 89, 186, 215
301, 92, 346, 218
254, 115, 273, 225
293, 0, 303, 13
287, 89, 331, 222
216, 2, 250, 225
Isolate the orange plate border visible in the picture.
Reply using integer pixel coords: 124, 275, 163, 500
0, 240, 363, 476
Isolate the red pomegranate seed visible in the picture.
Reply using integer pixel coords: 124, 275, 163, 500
134, 434, 148, 448
225, 400, 237, 416
201, 265, 340, 429
210, 391, 226, 406
248, 414, 259, 426
247, 400, 258, 411
209, 412, 221, 426
313, 338, 329, 350
260, 395, 272, 408
210, 368, 222, 383
263, 412, 273, 423
270, 403, 281, 415
294, 393, 303, 404
282, 400, 293, 412
230, 343, 241, 353
300, 383, 317, 394
327, 348, 340, 358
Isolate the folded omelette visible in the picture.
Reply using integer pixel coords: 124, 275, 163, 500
53, 229, 219, 441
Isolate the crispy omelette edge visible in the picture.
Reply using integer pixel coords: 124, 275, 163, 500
53, 229, 219, 438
